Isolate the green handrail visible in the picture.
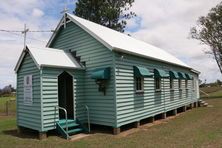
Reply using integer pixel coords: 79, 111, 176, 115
55, 106, 68, 133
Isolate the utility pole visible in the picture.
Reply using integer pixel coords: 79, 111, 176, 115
21, 24, 29, 49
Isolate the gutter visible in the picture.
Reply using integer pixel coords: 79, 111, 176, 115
112, 47, 192, 70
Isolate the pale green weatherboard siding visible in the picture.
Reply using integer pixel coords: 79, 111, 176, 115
40, 67, 85, 131
16, 53, 42, 131
16, 20, 199, 132
49, 22, 116, 127
114, 52, 199, 127
192, 73, 199, 99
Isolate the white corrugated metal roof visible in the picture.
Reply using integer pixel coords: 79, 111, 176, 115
65, 13, 190, 68
15, 46, 82, 72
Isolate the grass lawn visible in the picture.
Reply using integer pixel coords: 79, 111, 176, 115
0, 96, 16, 115
207, 90, 222, 98
200, 86, 222, 99
0, 98, 222, 148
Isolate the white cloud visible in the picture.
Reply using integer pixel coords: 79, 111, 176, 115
128, 0, 222, 83
0, 0, 222, 88
0, 0, 58, 88
32, 8, 44, 17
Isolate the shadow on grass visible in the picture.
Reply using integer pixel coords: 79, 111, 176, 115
3, 128, 39, 140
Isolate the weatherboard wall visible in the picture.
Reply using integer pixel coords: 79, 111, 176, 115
49, 22, 116, 127
114, 52, 198, 127
192, 73, 200, 100
40, 67, 85, 131
16, 53, 42, 131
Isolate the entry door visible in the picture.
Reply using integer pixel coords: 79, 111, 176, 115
58, 71, 74, 119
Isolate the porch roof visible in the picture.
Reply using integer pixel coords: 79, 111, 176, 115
15, 45, 83, 72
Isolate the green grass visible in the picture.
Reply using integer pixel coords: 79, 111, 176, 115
0, 96, 16, 115
200, 86, 222, 94
0, 98, 222, 148
207, 90, 222, 97
200, 86, 222, 98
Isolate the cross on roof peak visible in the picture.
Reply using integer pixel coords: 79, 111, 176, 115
60, 0, 72, 28
60, 0, 70, 15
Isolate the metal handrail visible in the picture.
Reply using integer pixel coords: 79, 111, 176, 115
200, 90, 210, 97
84, 105, 90, 133
55, 106, 68, 132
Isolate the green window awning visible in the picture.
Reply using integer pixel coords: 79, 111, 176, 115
91, 67, 110, 79
185, 73, 193, 80
178, 72, 186, 79
169, 71, 180, 79
133, 66, 152, 77
154, 69, 169, 78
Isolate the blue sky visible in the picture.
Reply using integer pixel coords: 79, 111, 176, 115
0, 0, 221, 88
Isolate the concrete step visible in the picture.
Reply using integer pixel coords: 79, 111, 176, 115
203, 103, 208, 107
200, 101, 206, 104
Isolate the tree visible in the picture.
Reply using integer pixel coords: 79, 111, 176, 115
74, 0, 136, 32
216, 79, 222, 85
190, 2, 222, 75
0, 85, 15, 95
2, 85, 12, 94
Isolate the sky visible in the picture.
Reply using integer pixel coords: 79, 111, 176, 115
0, 0, 221, 88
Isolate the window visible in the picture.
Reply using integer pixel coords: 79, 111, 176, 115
155, 77, 161, 90
170, 78, 174, 101
186, 89, 189, 98
135, 77, 144, 92
185, 80, 188, 89
178, 79, 182, 99
179, 79, 182, 89
170, 78, 174, 89
192, 79, 195, 90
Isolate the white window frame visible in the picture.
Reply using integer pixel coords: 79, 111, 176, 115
155, 77, 161, 92
185, 79, 188, 88
178, 79, 183, 99
170, 77, 174, 90
179, 79, 182, 90
192, 79, 195, 91
135, 77, 144, 93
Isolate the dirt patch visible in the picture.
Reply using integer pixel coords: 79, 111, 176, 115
117, 128, 140, 137
70, 133, 91, 141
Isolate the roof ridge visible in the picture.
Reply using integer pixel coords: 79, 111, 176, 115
27, 45, 66, 53
47, 12, 190, 69
67, 13, 168, 52
66, 13, 189, 68
67, 13, 165, 50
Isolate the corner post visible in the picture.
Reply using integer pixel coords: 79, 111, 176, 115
39, 132, 47, 140
173, 109, 177, 115
113, 127, 120, 135
162, 112, 166, 119
134, 121, 140, 128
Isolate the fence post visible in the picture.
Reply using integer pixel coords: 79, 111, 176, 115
6, 101, 9, 116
